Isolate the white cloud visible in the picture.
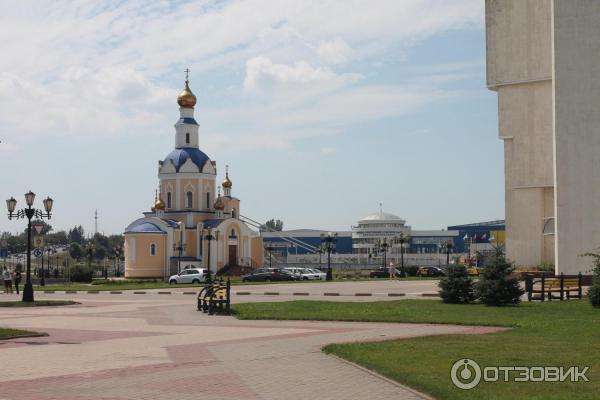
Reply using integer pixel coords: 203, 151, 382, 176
243, 56, 362, 92
0, 0, 483, 145
321, 147, 337, 155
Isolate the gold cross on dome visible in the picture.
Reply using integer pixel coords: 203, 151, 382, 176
184, 68, 190, 83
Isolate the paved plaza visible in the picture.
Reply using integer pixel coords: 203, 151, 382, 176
0, 281, 499, 400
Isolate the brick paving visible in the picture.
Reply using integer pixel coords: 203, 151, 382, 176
0, 286, 502, 400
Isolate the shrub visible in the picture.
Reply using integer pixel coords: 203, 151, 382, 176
438, 264, 475, 304
475, 246, 524, 306
583, 252, 600, 308
403, 265, 419, 277
68, 264, 94, 283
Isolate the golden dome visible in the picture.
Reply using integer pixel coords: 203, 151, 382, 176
222, 173, 232, 188
154, 197, 166, 210
214, 196, 225, 211
177, 81, 197, 108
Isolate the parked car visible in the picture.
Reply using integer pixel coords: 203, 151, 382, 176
284, 267, 322, 280
369, 267, 406, 278
169, 268, 207, 284
309, 268, 327, 280
416, 266, 446, 277
241, 268, 298, 282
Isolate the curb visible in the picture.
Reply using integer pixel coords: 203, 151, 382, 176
324, 293, 340, 296
293, 292, 309, 296
263, 292, 280, 296
421, 293, 439, 297
157, 291, 171, 295
354, 293, 372, 297
236, 292, 251, 295
387, 293, 406, 297
133, 291, 146, 294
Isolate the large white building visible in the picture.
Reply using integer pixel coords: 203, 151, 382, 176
486, 0, 600, 274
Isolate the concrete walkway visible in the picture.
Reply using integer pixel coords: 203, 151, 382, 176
0, 289, 497, 400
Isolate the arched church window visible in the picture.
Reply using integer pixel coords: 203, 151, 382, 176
186, 191, 193, 208
232, 208, 236, 219
150, 244, 156, 256
230, 229, 236, 238
167, 192, 172, 209
186, 133, 190, 144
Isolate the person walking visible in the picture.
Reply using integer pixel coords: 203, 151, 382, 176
13, 268, 21, 295
2, 266, 13, 294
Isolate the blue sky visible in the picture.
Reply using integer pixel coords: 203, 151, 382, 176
0, 0, 502, 236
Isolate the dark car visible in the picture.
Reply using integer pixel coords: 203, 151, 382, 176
369, 267, 406, 278
416, 266, 446, 277
241, 268, 298, 282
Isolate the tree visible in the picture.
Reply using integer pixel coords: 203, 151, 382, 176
94, 246, 106, 260
68, 226, 85, 244
69, 242, 83, 260
262, 219, 284, 232
475, 246, 524, 306
583, 251, 600, 308
438, 264, 475, 304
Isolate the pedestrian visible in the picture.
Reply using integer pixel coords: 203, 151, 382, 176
2, 266, 13, 294
13, 269, 21, 294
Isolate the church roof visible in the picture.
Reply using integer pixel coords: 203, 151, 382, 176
163, 148, 210, 172
202, 219, 223, 228
126, 221, 167, 234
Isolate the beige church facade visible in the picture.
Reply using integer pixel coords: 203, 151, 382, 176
486, 0, 600, 274
124, 76, 263, 279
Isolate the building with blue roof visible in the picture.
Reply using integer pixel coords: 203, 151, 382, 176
124, 74, 263, 279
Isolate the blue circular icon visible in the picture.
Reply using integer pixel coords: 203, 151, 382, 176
33, 248, 44, 258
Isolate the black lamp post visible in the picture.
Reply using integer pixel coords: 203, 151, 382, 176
203, 227, 217, 284
42, 246, 52, 286
6, 191, 53, 302
320, 232, 337, 281
265, 244, 275, 269
376, 238, 390, 270
445, 241, 453, 265
397, 232, 409, 278
113, 245, 121, 277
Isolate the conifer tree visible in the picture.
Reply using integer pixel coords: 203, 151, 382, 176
475, 246, 524, 306
438, 264, 475, 304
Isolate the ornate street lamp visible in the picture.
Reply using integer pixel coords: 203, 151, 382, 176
113, 245, 122, 277
445, 241, 454, 265
6, 191, 54, 302
203, 227, 218, 284
320, 232, 337, 281
397, 232, 410, 278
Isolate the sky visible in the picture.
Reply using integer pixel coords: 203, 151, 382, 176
0, 0, 502, 236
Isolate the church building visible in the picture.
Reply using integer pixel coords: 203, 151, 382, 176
124, 74, 263, 279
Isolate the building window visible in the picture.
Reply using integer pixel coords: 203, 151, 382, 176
232, 208, 236, 219
206, 192, 210, 208
230, 229, 237, 238
186, 191, 193, 208
186, 133, 190, 144
167, 192, 172, 209
150, 244, 156, 256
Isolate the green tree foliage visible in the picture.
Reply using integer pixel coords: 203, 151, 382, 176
583, 251, 600, 308
262, 219, 284, 232
67, 226, 85, 244
69, 242, 83, 260
438, 264, 475, 304
475, 246, 524, 306
94, 246, 106, 260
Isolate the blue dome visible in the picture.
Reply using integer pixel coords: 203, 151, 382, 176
126, 222, 166, 234
163, 148, 210, 172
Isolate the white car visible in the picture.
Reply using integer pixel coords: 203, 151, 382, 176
169, 268, 207, 284
309, 268, 327, 280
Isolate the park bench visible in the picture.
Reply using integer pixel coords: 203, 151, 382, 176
525, 273, 583, 301
197, 279, 231, 315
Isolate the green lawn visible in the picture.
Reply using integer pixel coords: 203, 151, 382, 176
233, 300, 600, 400
0, 300, 78, 307
0, 328, 46, 339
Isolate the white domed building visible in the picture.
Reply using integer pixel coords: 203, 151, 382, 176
124, 76, 263, 279
352, 211, 411, 257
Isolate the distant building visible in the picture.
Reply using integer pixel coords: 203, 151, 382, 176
261, 230, 353, 258
447, 220, 506, 253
